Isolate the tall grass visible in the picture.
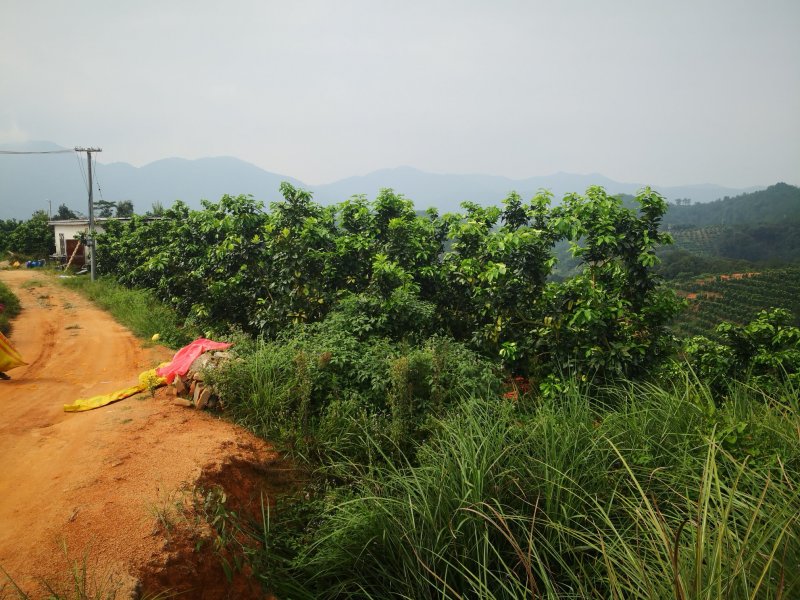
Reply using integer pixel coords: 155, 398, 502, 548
0, 280, 21, 335
209, 338, 300, 441
207, 332, 501, 467
59, 275, 198, 348
245, 375, 800, 599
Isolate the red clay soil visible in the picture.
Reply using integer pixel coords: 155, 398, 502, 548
0, 270, 290, 599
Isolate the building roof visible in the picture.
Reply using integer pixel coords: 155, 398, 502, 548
48, 217, 160, 226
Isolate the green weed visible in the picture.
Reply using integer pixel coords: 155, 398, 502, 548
1, 542, 125, 600
0, 280, 21, 335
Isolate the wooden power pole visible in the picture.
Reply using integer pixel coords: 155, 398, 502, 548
74, 147, 102, 281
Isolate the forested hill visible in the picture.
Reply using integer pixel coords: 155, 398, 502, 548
650, 183, 800, 280
662, 182, 800, 227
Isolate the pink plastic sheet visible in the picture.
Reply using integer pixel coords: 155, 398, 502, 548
156, 338, 232, 383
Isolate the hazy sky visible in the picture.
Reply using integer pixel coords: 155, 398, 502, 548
1, 0, 798, 187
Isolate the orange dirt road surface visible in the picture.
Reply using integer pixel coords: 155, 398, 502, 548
0, 270, 280, 598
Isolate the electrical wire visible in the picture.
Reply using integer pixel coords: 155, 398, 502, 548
92, 154, 105, 202
74, 151, 89, 195
0, 149, 74, 154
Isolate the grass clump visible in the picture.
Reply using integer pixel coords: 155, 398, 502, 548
207, 325, 501, 471
1, 543, 123, 600
214, 373, 799, 599
0, 280, 21, 335
59, 276, 198, 348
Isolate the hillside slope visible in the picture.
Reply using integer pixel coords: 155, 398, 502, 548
663, 182, 799, 227
653, 183, 800, 278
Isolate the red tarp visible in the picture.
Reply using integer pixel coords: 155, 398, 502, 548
156, 338, 232, 384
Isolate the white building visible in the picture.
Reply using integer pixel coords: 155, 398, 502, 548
49, 218, 125, 267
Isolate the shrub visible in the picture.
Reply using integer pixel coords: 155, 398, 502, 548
93, 184, 683, 382
208, 325, 501, 470
0, 280, 22, 335
6, 210, 53, 258
683, 308, 800, 397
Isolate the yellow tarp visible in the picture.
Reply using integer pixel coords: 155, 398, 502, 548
0, 331, 26, 372
63, 368, 167, 412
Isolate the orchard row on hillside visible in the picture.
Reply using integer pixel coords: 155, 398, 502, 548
94, 184, 681, 382
671, 267, 800, 338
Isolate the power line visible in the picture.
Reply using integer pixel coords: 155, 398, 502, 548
74, 151, 89, 194
92, 153, 105, 202
0, 149, 74, 154
75, 147, 103, 282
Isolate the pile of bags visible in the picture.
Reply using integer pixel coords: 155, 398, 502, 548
64, 338, 232, 412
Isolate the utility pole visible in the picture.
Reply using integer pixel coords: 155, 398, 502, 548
74, 147, 102, 281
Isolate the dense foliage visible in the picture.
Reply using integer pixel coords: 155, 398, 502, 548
1, 210, 53, 258
95, 184, 682, 383
682, 308, 800, 394
0, 219, 20, 254
50, 182, 800, 599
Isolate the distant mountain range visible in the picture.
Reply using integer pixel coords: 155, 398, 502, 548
0, 141, 765, 220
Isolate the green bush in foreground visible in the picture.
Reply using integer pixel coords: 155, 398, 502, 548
207, 324, 501, 469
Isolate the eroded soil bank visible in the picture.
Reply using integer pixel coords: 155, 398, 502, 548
0, 270, 289, 598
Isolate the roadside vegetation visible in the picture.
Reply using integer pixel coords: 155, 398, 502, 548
59, 276, 198, 349
0, 211, 53, 260
5, 182, 798, 597
203, 314, 799, 599
0, 280, 21, 335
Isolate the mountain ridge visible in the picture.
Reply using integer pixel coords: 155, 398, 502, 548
0, 141, 765, 219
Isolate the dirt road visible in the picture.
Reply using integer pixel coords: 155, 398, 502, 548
0, 270, 281, 598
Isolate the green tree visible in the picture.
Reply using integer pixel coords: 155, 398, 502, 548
94, 200, 117, 218
534, 187, 681, 382
684, 308, 800, 395
147, 201, 165, 217
8, 211, 54, 257
55, 204, 78, 220
115, 200, 134, 218
92, 184, 682, 383
0, 219, 20, 254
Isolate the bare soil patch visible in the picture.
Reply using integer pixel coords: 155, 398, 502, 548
0, 270, 288, 598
